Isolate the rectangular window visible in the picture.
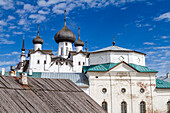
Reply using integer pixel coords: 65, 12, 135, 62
65, 42, 67, 46
66, 62, 68, 65
61, 47, 63, 56
56, 62, 58, 65
78, 61, 81, 65
44, 60, 46, 64
66, 47, 68, 56
83, 62, 85, 65
37, 60, 40, 64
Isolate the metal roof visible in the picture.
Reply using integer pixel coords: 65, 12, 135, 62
156, 79, 170, 88
92, 45, 145, 55
0, 72, 89, 87
0, 75, 106, 113
83, 62, 158, 73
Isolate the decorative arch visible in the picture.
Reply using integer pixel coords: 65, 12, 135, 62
140, 101, 146, 113
121, 101, 127, 113
102, 101, 107, 112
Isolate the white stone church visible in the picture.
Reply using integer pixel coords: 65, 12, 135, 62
13, 11, 170, 113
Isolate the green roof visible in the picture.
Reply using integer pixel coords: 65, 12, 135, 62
128, 63, 158, 72
83, 62, 158, 73
156, 79, 170, 89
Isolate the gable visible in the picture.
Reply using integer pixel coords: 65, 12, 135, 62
110, 63, 137, 72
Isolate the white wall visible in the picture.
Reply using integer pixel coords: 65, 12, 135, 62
28, 51, 51, 72
89, 51, 145, 66
72, 53, 88, 72
34, 44, 42, 50
57, 42, 72, 58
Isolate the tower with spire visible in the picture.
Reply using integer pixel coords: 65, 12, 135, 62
74, 27, 84, 52
54, 10, 76, 58
32, 24, 44, 51
21, 36, 25, 63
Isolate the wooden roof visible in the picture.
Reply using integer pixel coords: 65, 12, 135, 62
0, 75, 106, 113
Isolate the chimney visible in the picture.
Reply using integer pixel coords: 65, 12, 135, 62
2, 68, 5, 75
29, 69, 32, 76
19, 73, 28, 85
167, 73, 170, 78
9, 66, 16, 76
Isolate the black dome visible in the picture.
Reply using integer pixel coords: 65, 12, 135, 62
33, 35, 44, 44
74, 38, 84, 47
54, 25, 76, 43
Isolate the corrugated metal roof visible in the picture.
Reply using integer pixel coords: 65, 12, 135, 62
0, 72, 88, 87
0, 75, 106, 113
156, 79, 170, 88
162, 78, 170, 83
83, 62, 158, 73
128, 63, 158, 72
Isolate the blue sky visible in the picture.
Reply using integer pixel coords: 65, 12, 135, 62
0, 0, 169, 76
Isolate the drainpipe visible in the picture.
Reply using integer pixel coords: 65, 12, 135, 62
109, 72, 113, 113
149, 74, 153, 112
129, 72, 133, 113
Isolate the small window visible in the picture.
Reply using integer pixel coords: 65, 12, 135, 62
56, 62, 58, 65
121, 101, 127, 113
140, 101, 146, 113
65, 42, 67, 46
66, 62, 68, 65
78, 61, 81, 65
140, 88, 145, 93
66, 47, 68, 56
121, 88, 126, 93
102, 101, 107, 112
83, 62, 85, 65
61, 47, 63, 56
102, 88, 107, 93
44, 60, 46, 64
37, 60, 40, 64
96, 76, 98, 78
167, 101, 170, 113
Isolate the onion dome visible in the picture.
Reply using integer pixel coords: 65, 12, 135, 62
32, 24, 44, 44
74, 27, 84, 47
54, 10, 76, 44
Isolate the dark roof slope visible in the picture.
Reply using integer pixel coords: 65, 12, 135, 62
0, 75, 106, 113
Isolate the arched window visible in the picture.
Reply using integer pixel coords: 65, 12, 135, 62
167, 101, 170, 113
102, 101, 107, 112
140, 101, 146, 113
121, 101, 127, 113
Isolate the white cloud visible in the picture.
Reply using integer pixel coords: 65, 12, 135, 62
24, 4, 37, 13
0, 61, 17, 66
29, 14, 46, 23
9, 26, 17, 29
16, 1, 24, 5
0, 20, 7, 26
18, 18, 27, 25
52, 3, 66, 14
0, 51, 20, 56
153, 46, 170, 49
0, 38, 15, 44
0, 0, 14, 10
13, 31, 23, 35
161, 36, 169, 39
38, 9, 50, 14
148, 28, 153, 31
143, 42, 154, 45
37, 0, 66, 7
7, 15, 15, 21
0, 34, 10, 37
121, 7, 127, 10
154, 12, 170, 22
